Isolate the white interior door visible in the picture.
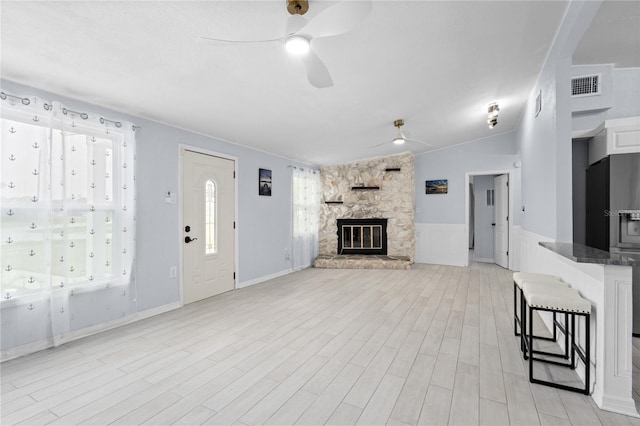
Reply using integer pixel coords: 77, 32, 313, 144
182, 150, 235, 304
493, 174, 509, 269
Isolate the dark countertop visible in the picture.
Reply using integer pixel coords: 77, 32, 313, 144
539, 242, 640, 266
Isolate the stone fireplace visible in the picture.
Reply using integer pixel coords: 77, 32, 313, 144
314, 153, 415, 269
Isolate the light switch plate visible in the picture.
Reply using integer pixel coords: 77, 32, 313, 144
165, 191, 177, 204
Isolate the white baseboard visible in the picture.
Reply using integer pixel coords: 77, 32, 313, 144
132, 301, 182, 322
473, 257, 495, 263
1, 338, 55, 363
1, 301, 181, 362
599, 394, 640, 418
237, 268, 294, 289
415, 223, 467, 266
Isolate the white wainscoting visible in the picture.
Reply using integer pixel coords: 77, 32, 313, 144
416, 223, 521, 269
519, 228, 638, 417
510, 225, 521, 271
415, 223, 467, 266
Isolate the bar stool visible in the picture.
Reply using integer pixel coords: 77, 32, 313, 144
513, 272, 568, 347
520, 281, 572, 361
521, 283, 592, 395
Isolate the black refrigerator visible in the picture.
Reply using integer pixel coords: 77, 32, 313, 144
586, 153, 640, 336
585, 156, 610, 252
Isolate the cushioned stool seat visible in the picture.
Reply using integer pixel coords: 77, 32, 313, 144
513, 272, 559, 286
524, 287, 591, 314
522, 284, 591, 395
513, 272, 567, 347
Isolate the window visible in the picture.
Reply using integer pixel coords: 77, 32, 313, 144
291, 168, 320, 269
205, 179, 216, 254
1, 98, 135, 297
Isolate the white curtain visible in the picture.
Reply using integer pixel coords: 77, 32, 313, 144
1, 93, 136, 352
291, 167, 320, 270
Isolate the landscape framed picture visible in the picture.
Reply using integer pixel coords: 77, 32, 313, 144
426, 179, 448, 194
259, 168, 272, 196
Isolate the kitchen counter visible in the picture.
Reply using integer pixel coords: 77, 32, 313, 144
539, 242, 640, 266
529, 238, 638, 417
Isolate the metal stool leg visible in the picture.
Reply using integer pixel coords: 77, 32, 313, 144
527, 306, 591, 395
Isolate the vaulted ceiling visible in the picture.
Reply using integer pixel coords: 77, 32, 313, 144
1, 1, 636, 165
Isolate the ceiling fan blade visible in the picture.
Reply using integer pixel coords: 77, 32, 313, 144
368, 140, 391, 148
406, 138, 433, 147
285, 14, 308, 36
298, 0, 372, 39
302, 49, 333, 88
198, 35, 285, 45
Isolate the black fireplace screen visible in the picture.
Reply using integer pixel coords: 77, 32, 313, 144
337, 218, 387, 255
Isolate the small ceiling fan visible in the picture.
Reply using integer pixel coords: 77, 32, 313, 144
371, 119, 433, 148
199, 0, 372, 89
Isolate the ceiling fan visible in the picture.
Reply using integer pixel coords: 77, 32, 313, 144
371, 119, 433, 148
199, 0, 372, 88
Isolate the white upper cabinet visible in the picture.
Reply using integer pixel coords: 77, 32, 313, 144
589, 116, 640, 165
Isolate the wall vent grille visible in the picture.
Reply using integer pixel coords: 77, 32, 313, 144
571, 74, 600, 97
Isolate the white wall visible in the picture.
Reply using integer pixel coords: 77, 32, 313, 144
413, 1, 618, 265
413, 131, 520, 265
415, 131, 520, 224
516, 1, 603, 242
0, 79, 309, 354
573, 67, 640, 133
571, 64, 614, 114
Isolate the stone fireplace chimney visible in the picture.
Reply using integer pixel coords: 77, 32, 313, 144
316, 153, 415, 262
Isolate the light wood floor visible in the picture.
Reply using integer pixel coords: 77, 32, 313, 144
2, 263, 640, 425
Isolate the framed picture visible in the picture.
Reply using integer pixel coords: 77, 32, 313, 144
426, 179, 448, 194
259, 168, 272, 196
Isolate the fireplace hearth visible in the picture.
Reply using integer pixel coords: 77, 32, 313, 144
337, 218, 387, 255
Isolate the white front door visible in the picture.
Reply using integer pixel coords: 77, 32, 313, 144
493, 174, 509, 269
182, 150, 235, 304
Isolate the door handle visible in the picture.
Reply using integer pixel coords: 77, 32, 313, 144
185, 236, 198, 243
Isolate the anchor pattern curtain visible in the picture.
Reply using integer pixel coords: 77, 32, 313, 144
291, 167, 320, 270
1, 94, 136, 352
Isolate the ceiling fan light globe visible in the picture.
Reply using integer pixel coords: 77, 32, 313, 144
285, 35, 310, 54
393, 137, 405, 145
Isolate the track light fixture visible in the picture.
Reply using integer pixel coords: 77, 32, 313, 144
487, 102, 499, 128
